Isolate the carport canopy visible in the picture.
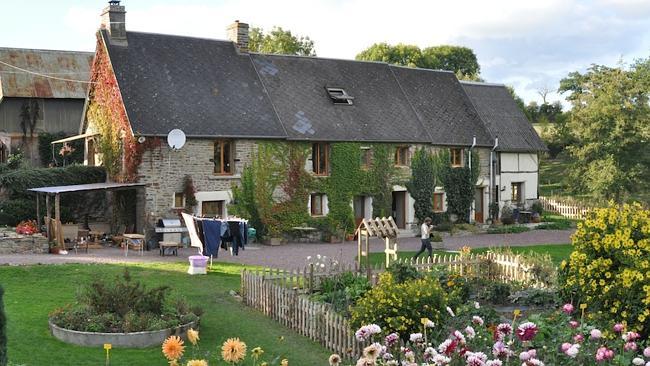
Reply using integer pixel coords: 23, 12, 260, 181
28, 182, 146, 243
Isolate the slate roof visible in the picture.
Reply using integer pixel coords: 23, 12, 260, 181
251, 54, 430, 142
390, 66, 493, 147
101, 31, 286, 138
99, 30, 544, 151
0, 47, 92, 99
461, 81, 547, 152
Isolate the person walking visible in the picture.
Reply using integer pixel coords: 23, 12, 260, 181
413, 217, 433, 259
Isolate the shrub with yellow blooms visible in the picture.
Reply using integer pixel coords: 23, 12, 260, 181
349, 272, 447, 339
559, 203, 650, 335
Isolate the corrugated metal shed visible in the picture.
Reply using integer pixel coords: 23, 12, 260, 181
0, 47, 93, 99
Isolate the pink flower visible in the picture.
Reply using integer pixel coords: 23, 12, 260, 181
472, 316, 484, 326
623, 331, 640, 342
644, 347, 650, 358
519, 351, 532, 361
562, 303, 574, 314
492, 341, 512, 358
561, 343, 572, 352
625, 342, 638, 352
565, 344, 580, 358
613, 323, 624, 333
590, 329, 602, 339
569, 320, 579, 328
494, 323, 512, 341
573, 334, 584, 343
438, 339, 458, 355
596, 347, 615, 362
516, 322, 539, 342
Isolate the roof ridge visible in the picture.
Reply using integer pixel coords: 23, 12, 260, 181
459, 80, 506, 87
0, 47, 93, 55
125, 30, 234, 44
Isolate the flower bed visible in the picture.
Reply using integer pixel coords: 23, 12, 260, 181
338, 303, 649, 365
49, 269, 201, 347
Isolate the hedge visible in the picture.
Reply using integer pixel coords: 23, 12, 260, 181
0, 165, 106, 199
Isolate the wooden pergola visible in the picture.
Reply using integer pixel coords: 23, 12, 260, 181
28, 182, 146, 245
356, 216, 399, 274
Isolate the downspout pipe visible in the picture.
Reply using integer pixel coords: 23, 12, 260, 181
489, 137, 499, 221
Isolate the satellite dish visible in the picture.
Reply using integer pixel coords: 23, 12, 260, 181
167, 129, 186, 150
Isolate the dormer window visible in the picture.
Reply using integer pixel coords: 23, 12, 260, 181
326, 87, 354, 105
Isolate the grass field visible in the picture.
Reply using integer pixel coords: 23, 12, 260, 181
366, 243, 573, 266
539, 153, 649, 205
0, 262, 330, 365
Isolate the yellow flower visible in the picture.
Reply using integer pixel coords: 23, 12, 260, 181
251, 347, 264, 360
513, 309, 521, 317
169, 361, 179, 366
221, 338, 247, 363
186, 360, 208, 366
162, 336, 185, 361
579, 303, 587, 310
187, 328, 200, 346
281, 359, 289, 366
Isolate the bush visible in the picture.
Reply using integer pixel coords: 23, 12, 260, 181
487, 225, 530, 234
531, 201, 544, 215
0, 165, 106, 199
559, 203, 650, 335
500, 205, 514, 225
489, 202, 500, 221
386, 262, 422, 284
509, 288, 560, 307
429, 232, 443, 242
350, 272, 447, 339
535, 221, 572, 230
311, 272, 370, 314
50, 269, 199, 333
0, 199, 34, 226
478, 281, 513, 305
0, 286, 6, 366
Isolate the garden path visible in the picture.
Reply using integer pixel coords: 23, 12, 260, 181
0, 229, 573, 268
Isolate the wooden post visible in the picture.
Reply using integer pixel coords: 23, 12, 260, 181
45, 194, 51, 242
55, 193, 62, 247
36, 193, 41, 231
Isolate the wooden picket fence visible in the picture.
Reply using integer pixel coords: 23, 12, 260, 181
240, 252, 548, 359
538, 196, 592, 219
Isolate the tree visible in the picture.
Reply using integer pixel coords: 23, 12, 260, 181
506, 86, 527, 119
558, 60, 650, 202
249, 26, 315, 56
420, 45, 480, 78
407, 149, 436, 224
356, 43, 480, 78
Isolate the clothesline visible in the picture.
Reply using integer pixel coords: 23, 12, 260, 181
181, 213, 249, 268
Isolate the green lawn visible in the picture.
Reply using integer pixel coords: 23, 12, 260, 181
366, 243, 573, 266
0, 262, 330, 365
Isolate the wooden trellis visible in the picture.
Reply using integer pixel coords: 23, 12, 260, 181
356, 217, 399, 273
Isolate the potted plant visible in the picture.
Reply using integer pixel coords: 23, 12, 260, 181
489, 202, 500, 223
49, 240, 61, 254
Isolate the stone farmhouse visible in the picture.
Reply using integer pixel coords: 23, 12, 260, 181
80, 2, 546, 230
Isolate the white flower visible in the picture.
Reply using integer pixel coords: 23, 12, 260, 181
590, 329, 602, 339
632, 358, 645, 366
486, 360, 503, 366
425, 320, 435, 328
433, 354, 451, 365
474, 301, 481, 309
409, 333, 423, 343
446, 306, 455, 317
472, 316, 484, 326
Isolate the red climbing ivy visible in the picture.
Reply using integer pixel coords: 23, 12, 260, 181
86, 33, 140, 182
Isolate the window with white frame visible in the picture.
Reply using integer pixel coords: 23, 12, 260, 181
309, 193, 328, 216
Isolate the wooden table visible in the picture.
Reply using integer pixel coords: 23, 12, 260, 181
159, 241, 181, 256
123, 234, 145, 257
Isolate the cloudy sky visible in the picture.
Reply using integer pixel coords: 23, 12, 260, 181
2, 0, 649, 105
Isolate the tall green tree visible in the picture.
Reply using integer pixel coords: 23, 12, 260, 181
559, 60, 650, 202
356, 43, 480, 78
249, 26, 316, 56
407, 149, 436, 224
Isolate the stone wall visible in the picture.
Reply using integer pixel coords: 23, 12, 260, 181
0, 230, 49, 254
137, 139, 257, 219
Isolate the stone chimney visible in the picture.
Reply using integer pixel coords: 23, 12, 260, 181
101, 0, 127, 45
226, 20, 249, 53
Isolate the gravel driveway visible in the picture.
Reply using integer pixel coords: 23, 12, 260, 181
0, 229, 573, 269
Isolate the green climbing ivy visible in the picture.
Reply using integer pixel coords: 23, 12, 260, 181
439, 149, 479, 223
368, 144, 398, 218
321, 143, 363, 234
407, 148, 436, 224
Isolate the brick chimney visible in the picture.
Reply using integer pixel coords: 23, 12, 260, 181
226, 20, 249, 53
101, 0, 127, 45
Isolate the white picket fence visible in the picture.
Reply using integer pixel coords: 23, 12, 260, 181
539, 196, 592, 219
240, 252, 549, 359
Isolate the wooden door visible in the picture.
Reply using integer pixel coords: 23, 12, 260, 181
475, 187, 484, 223
353, 196, 366, 228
